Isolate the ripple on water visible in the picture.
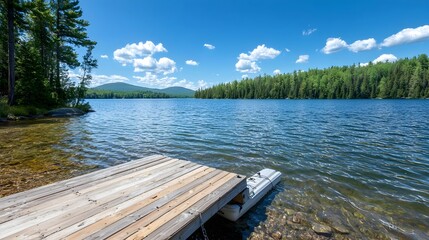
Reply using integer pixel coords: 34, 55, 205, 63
1, 99, 428, 239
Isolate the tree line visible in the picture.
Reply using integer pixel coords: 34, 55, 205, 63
0, 0, 96, 109
86, 90, 171, 99
195, 54, 429, 99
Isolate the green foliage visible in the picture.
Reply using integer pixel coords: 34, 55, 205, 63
0, 97, 46, 117
86, 89, 171, 99
71, 44, 97, 107
73, 101, 91, 112
0, 0, 96, 109
93, 82, 195, 98
196, 54, 429, 99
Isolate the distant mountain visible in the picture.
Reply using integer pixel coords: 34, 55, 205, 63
158, 87, 195, 97
93, 82, 152, 92
91, 82, 195, 97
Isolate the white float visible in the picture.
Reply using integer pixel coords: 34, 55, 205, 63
218, 168, 282, 221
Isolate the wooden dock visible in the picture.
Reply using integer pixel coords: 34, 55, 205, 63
0, 155, 247, 239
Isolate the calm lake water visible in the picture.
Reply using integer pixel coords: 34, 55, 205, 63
1, 99, 428, 239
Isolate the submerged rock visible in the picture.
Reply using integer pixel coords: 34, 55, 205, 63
312, 223, 332, 235
45, 108, 85, 117
271, 231, 282, 240
292, 212, 305, 224
284, 208, 296, 215
332, 222, 350, 234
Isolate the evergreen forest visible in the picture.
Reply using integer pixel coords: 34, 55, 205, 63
85, 89, 171, 99
195, 55, 429, 99
0, 0, 96, 110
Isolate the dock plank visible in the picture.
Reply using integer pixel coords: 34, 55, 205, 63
0, 155, 246, 240
0, 157, 183, 224
0, 155, 167, 211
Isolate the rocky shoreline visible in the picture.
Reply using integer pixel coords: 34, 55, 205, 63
0, 108, 88, 122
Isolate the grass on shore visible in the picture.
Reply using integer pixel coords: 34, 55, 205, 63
0, 97, 47, 118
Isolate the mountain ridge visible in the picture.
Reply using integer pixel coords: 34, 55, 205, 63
91, 82, 195, 97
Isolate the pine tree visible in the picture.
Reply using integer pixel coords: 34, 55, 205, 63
51, 0, 95, 104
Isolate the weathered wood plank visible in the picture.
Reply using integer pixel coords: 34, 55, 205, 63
0, 155, 167, 211
0, 157, 179, 224
0, 155, 248, 240
66, 168, 221, 240
0, 159, 195, 238
147, 173, 247, 240
126, 172, 246, 240
17, 165, 208, 240
106, 170, 229, 240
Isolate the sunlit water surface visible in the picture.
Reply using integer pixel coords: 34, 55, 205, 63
1, 99, 428, 239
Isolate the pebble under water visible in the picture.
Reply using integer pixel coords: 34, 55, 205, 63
1, 99, 428, 239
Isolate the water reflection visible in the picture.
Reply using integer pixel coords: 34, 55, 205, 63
0, 119, 95, 197
1, 99, 428, 239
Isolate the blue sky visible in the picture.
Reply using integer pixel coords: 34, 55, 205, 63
78, 0, 429, 90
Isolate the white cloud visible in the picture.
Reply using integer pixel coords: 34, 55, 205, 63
285, 48, 291, 52
348, 38, 377, 52
235, 59, 261, 73
360, 54, 398, 67
242, 74, 249, 79
113, 41, 167, 65
156, 57, 177, 75
373, 54, 398, 63
133, 73, 207, 90
239, 44, 281, 61
296, 55, 309, 63
273, 69, 281, 75
235, 44, 281, 73
100, 54, 108, 59
185, 60, 198, 66
321, 38, 348, 54
204, 43, 215, 50
133, 56, 177, 75
302, 28, 317, 36
381, 25, 429, 47
133, 56, 157, 70
68, 71, 129, 87
91, 74, 129, 87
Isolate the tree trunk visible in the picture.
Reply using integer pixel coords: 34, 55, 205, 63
7, 0, 15, 106
55, 0, 61, 101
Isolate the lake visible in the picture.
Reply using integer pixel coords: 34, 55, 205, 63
1, 99, 428, 239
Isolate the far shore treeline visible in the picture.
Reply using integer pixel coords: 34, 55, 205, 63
85, 90, 171, 99
195, 54, 429, 99
0, 0, 96, 111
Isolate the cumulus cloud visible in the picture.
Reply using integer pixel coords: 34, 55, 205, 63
113, 41, 167, 65
239, 44, 281, 61
302, 28, 317, 36
185, 60, 198, 66
133, 73, 207, 90
273, 69, 281, 75
348, 38, 377, 52
373, 54, 398, 63
321, 38, 348, 54
235, 44, 281, 73
360, 54, 398, 67
204, 43, 215, 50
68, 71, 129, 87
296, 55, 309, 63
235, 59, 261, 73
133, 56, 177, 75
100, 54, 108, 59
381, 25, 429, 47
